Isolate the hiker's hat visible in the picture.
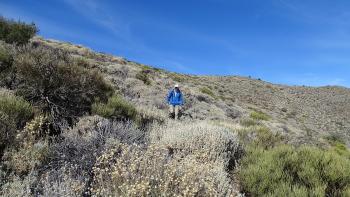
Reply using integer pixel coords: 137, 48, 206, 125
174, 84, 179, 88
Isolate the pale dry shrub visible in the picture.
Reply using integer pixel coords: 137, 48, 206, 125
49, 116, 145, 174
3, 140, 49, 175
37, 164, 87, 197
150, 121, 242, 168
136, 105, 167, 128
0, 171, 37, 196
3, 116, 49, 175
90, 142, 239, 197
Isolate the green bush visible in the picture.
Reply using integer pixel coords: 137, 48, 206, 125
0, 16, 37, 45
250, 110, 270, 121
13, 46, 113, 129
92, 95, 137, 121
238, 126, 283, 149
135, 70, 151, 85
0, 93, 33, 154
239, 145, 350, 197
325, 134, 350, 158
200, 87, 216, 98
0, 43, 16, 87
0, 93, 33, 128
0, 112, 16, 155
169, 73, 186, 82
0, 43, 13, 71
240, 118, 259, 127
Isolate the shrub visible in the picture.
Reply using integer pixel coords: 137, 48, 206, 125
135, 105, 166, 128
0, 43, 13, 71
15, 115, 50, 148
135, 70, 151, 85
92, 95, 137, 121
0, 92, 33, 128
14, 45, 113, 130
325, 134, 350, 158
250, 110, 270, 121
150, 121, 242, 169
169, 73, 186, 82
200, 87, 216, 98
239, 145, 350, 196
225, 108, 241, 119
90, 143, 240, 196
2, 115, 49, 175
240, 118, 259, 127
37, 165, 87, 196
0, 43, 16, 87
0, 16, 38, 45
0, 112, 16, 155
2, 140, 48, 175
237, 125, 283, 149
0, 172, 36, 196
0, 93, 33, 154
49, 116, 145, 176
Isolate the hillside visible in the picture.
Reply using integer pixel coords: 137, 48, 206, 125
1, 27, 350, 196
35, 37, 350, 147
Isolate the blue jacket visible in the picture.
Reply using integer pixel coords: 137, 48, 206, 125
167, 89, 183, 105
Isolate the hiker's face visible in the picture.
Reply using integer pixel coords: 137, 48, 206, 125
175, 87, 179, 91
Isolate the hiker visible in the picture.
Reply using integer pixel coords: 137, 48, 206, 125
167, 84, 184, 120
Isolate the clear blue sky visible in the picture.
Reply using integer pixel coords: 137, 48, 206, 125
1, 0, 350, 87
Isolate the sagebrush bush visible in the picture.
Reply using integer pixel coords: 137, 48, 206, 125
2, 115, 49, 175
250, 110, 270, 121
325, 134, 350, 159
135, 69, 151, 85
135, 105, 166, 128
150, 121, 242, 169
3, 140, 48, 175
0, 42, 13, 71
200, 87, 216, 98
0, 42, 16, 87
49, 116, 145, 176
240, 118, 259, 127
90, 142, 239, 196
0, 92, 33, 128
14, 115, 50, 149
0, 172, 36, 196
0, 112, 16, 155
237, 125, 283, 149
92, 95, 137, 121
14, 45, 113, 130
0, 16, 37, 45
239, 145, 350, 197
0, 93, 33, 154
37, 164, 87, 196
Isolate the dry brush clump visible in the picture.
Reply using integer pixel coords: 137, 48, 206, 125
2, 115, 49, 175
90, 142, 239, 197
0, 171, 37, 196
86, 121, 242, 196
36, 164, 88, 197
150, 121, 243, 168
48, 116, 145, 175
136, 104, 167, 128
